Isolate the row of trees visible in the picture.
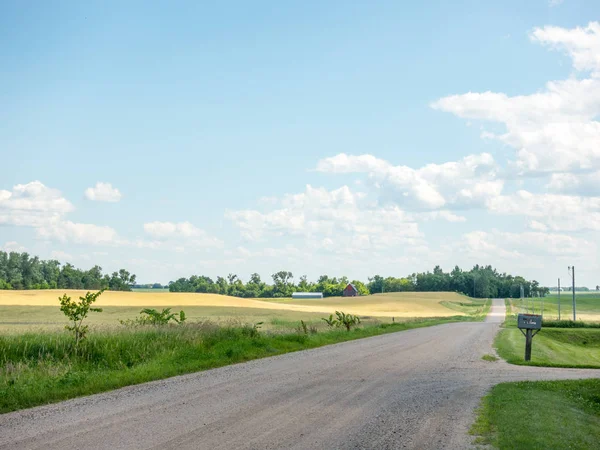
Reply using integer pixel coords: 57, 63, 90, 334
0, 251, 547, 298
169, 265, 547, 299
168, 272, 371, 298
0, 251, 136, 291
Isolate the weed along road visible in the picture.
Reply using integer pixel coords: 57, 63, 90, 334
1, 299, 598, 450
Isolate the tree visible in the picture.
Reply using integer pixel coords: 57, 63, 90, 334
59, 290, 104, 346
272, 271, 293, 297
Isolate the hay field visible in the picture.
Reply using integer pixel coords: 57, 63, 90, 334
264, 291, 475, 318
0, 290, 478, 332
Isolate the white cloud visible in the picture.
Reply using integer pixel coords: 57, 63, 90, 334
531, 22, 600, 75
84, 182, 122, 202
546, 171, 600, 196
1, 241, 26, 252
0, 181, 74, 227
143, 221, 223, 248
549, 0, 564, 7
315, 153, 500, 210
37, 220, 120, 245
432, 22, 600, 175
50, 250, 73, 261
461, 230, 596, 262
486, 190, 600, 231
227, 184, 428, 257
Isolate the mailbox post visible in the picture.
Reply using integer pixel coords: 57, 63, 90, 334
517, 314, 542, 361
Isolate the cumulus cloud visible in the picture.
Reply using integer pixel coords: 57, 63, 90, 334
316, 153, 500, 210
50, 250, 74, 261
143, 221, 223, 248
37, 220, 120, 245
432, 22, 600, 175
486, 190, 600, 231
0, 181, 74, 227
1, 241, 26, 252
84, 182, 122, 202
546, 171, 600, 196
226, 184, 431, 257
531, 22, 600, 75
461, 230, 596, 261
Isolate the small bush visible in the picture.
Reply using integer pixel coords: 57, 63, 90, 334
120, 308, 186, 326
335, 311, 361, 331
59, 290, 104, 346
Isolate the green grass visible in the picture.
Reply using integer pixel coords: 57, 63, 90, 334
471, 379, 600, 449
511, 293, 600, 322
0, 315, 476, 413
482, 354, 498, 362
495, 326, 600, 368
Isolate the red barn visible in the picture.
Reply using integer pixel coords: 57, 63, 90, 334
343, 283, 358, 297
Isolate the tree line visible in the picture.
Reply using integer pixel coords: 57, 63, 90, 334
0, 251, 136, 291
169, 265, 548, 299
0, 251, 548, 298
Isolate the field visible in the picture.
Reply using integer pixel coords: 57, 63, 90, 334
0, 290, 489, 412
497, 298, 600, 368
0, 290, 486, 333
495, 327, 600, 368
511, 292, 600, 322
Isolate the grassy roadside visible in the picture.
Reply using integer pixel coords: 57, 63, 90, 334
471, 299, 600, 448
495, 327, 600, 368
495, 299, 600, 368
0, 314, 484, 414
471, 379, 600, 449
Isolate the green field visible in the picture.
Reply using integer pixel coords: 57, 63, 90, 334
511, 292, 600, 322
495, 327, 600, 368
497, 300, 600, 368
471, 379, 600, 449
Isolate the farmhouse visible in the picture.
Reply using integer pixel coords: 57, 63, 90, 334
343, 283, 358, 297
292, 292, 324, 299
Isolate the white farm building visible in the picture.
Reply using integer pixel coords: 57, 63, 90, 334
292, 292, 323, 299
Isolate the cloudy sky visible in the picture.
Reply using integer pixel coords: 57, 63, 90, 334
1, 1, 599, 286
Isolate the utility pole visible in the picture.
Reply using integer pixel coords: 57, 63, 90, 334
558, 278, 561, 320
571, 266, 576, 321
568, 266, 576, 321
520, 284, 524, 312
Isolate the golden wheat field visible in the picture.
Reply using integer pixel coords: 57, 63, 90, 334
0, 290, 479, 332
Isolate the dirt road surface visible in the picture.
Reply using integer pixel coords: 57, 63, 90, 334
1, 299, 598, 449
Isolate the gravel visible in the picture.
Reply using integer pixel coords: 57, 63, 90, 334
1, 299, 598, 449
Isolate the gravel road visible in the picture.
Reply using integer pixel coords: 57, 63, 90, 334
1, 299, 598, 449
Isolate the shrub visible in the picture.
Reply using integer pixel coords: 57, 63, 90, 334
120, 308, 186, 326
321, 314, 336, 327
59, 290, 104, 346
335, 311, 361, 331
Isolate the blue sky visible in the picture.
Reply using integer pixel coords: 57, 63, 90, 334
1, 0, 599, 286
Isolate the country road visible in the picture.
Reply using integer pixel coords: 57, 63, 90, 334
1, 299, 598, 449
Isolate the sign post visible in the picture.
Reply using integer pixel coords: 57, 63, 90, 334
517, 313, 542, 361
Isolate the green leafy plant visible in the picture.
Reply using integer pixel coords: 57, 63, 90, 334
59, 290, 104, 346
299, 320, 308, 335
120, 308, 187, 326
321, 314, 336, 327
335, 311, 361, 331
241, 322, 263, 338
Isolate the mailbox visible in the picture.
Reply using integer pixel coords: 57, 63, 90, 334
517, 314, 542, 330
